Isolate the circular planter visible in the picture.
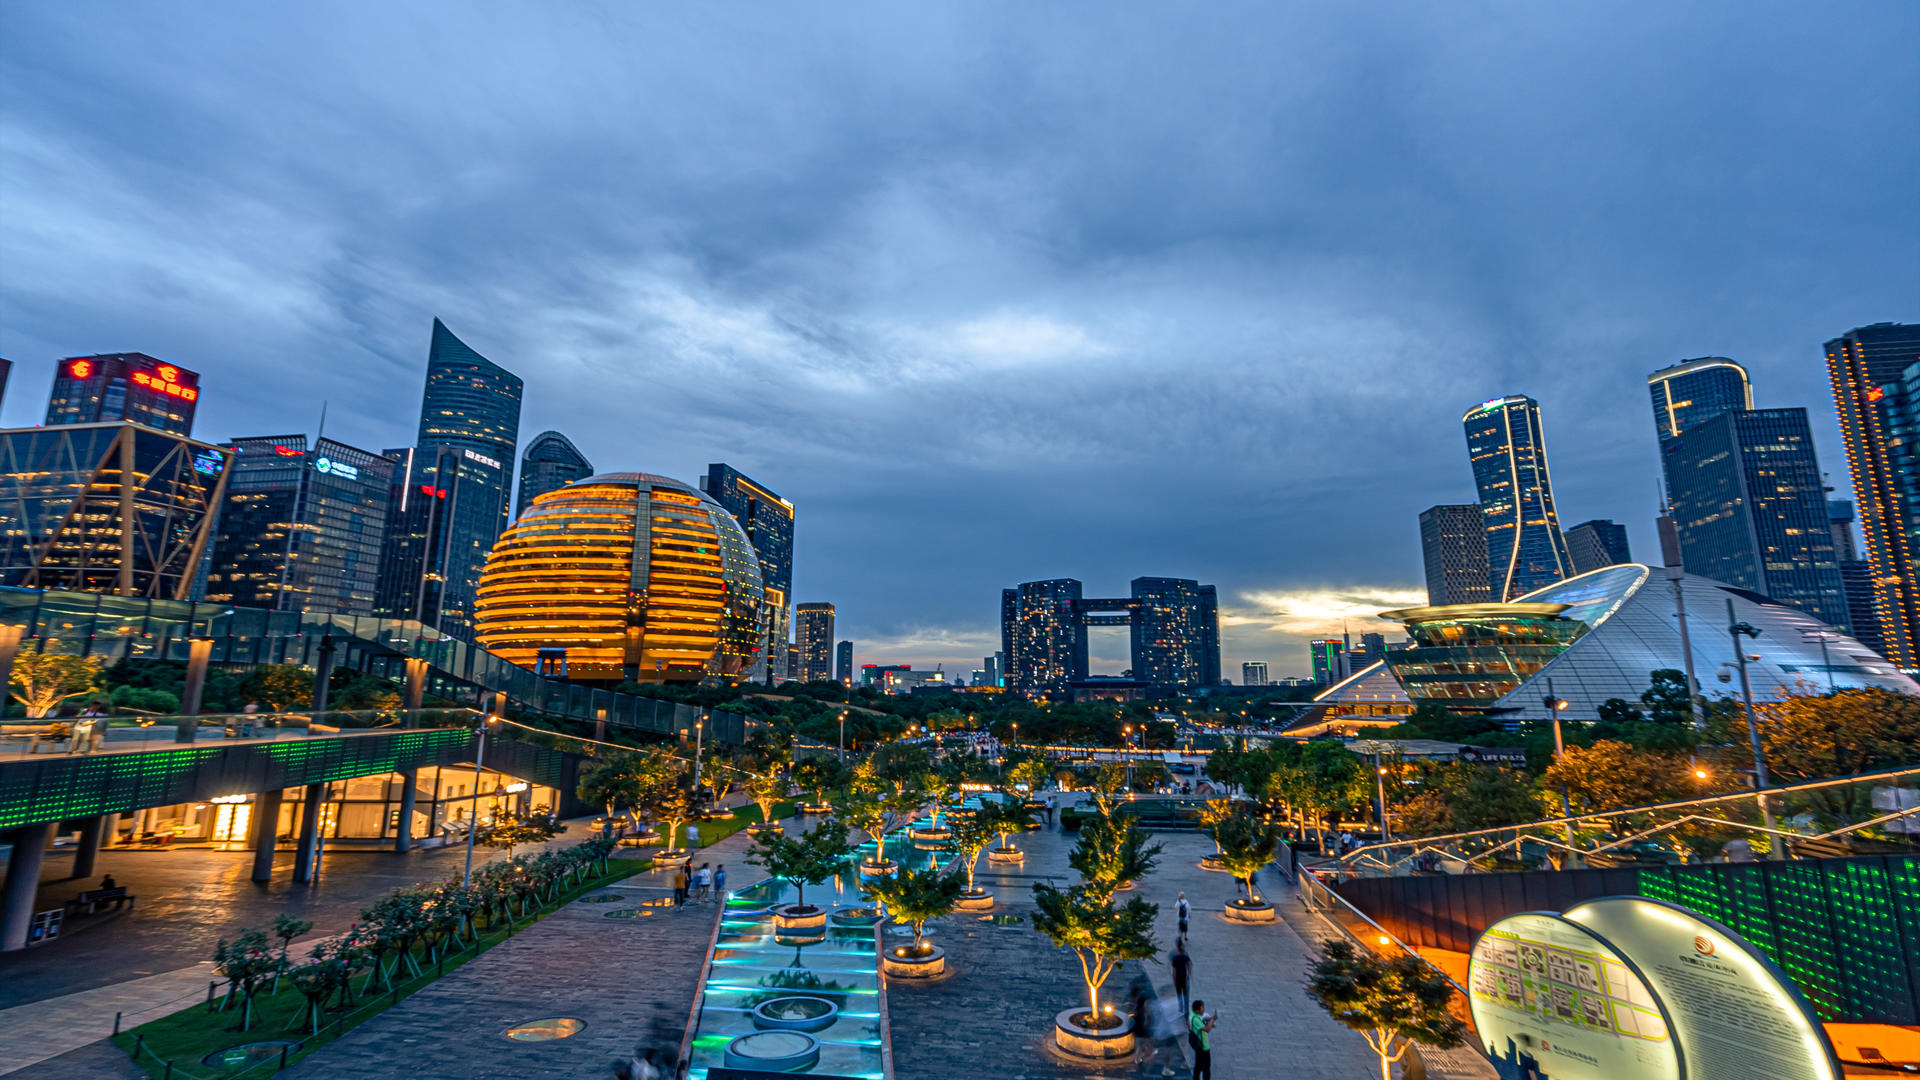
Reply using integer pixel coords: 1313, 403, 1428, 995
799, 803, 833, 815
1224, 898, 1276, 923
751, 995, 839, 1033
653, 849, 692, 870
986, 846, 1024, 864
771, 904, 829, 930
831, 906, 885, 927
746, 822, 784, 837
724, 1031, 820, 1072
1200, 854, 1230, 872
954, 889, 994, 911
881, 943, 946, 978
858, 858, 898, 877
1053, 1008, 1134, 1060
909, 826, 951, 842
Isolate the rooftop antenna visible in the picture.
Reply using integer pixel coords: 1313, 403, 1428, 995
315, 400, 329, 443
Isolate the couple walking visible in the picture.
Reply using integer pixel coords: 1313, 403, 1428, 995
671, 862, 726, 905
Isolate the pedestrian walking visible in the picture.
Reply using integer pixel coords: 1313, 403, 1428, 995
1170, 937, 1191, 1012
714, 864, 727, 901
1176, 892, 1191, 936
1188, 1001, 1215, 1080
672, 866, 689, 906
696, 863, 712, 902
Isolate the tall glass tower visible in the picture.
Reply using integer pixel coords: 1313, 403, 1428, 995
517, 430, 593, 515
1648, 357, 1752, 500
377, 320, 521, 634
1827, 322, 1920, 668
1463, 395, 1572, 600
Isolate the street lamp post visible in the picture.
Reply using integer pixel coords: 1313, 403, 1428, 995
1726, 599, 1780, 852
693, 714, 706, 809
1370, 746, 1391, 843
1800, 628, 1840, 693
462, 714, 499, 888
1542, 681, 1576, 858
1123, 725, 1134, 792
838, 710, 848, 761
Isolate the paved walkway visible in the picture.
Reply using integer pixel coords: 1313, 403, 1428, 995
0, 962, 216, 1077
886, 815, 1385, 1080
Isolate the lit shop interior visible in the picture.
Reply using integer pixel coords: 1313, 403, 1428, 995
109, 763, 557, 849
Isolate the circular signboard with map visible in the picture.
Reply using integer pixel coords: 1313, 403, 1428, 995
1468, 911, 1683, 1080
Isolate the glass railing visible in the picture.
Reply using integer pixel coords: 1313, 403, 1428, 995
0, 707, 483, 758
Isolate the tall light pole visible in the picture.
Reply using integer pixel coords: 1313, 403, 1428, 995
1370, 745, 1391, 843
837, 709, 848, 761
1123, 725, 1134, 792
1727, 599, 1780, 851
462, 714, 499, 887
1800, 628, 1840, 693
693, 713, 706, 807
1542, 681, 1576, 856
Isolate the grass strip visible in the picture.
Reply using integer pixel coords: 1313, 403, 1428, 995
110, 857, 650, 1079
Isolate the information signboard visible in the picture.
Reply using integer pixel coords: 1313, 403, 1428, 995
1467, 911, 1682, 1080
1565, 897, 1840, 1080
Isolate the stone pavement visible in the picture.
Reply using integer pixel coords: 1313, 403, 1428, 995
886, 816, 1386, 1080
280, 813, 789, 1079
0, 963, 214, 1077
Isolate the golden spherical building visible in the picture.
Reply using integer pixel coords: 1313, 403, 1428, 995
475, 472, 765, 684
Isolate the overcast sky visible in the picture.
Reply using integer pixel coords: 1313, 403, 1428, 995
3, 4, 1915, 679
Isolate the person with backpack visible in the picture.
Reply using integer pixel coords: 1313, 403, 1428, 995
1170, 936, 1192, 1012
1188, 1000, 1215, 1080
1176, 892, 1191, 936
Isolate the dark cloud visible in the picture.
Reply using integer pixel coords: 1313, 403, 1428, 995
2, 3, 1915, 677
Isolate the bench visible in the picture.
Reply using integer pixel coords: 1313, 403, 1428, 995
67, 886, 136, 915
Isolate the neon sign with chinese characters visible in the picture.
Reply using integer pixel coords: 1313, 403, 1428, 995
68, 359, 94, 380
131, 364, 198, 402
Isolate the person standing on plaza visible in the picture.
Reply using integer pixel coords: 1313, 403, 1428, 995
713, 864, 727, 901
1176, 892, 1191, 936
1170, 936, 1192, 1011
672, 866, 689, 906
696, 863, 712, 902
1188, 1000, 1215, 1080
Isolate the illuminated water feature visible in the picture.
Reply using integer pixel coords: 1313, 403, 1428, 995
685, 815, 954, 1079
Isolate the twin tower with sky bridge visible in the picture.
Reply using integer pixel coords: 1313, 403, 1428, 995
1001, 576, 1221, 699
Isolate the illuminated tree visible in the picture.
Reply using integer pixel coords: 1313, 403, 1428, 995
749, 819, 853, 912
863, 864, 961, 956
10, 653, 101, 718
1208, 812, 1279, 903
1030, 883, 1158, 1027
1306, 940, 1464, 1080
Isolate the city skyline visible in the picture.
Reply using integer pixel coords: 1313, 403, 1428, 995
3, 5, 1916, 676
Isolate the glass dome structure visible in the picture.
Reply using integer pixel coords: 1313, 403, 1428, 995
474, 472, 764, 684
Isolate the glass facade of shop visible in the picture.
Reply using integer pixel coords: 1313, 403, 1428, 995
1381, 605, 1588, 710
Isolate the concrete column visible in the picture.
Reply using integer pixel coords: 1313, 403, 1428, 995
291, 783, 323, 884
71, 815, 107, 880
2, 823, 53, 951
175, 638, 213, 743
393, 660, 427, 854
251, 789, 284, 883
310, 634, 337, 714
403, 658, 428, 725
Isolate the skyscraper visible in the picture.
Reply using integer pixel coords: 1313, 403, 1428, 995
1828, 500, 1861, 562
836, 640, 854, 686
1241, 661, 1268, 686
795, 602, 836, 683
1648, 357, 1752, 460
1130, 577, 1221, 688
1564, 520, 1632, 575
1419, 504, 1492, 606
1828, 323, 1920, 668
1355, 632, 1387, 667
702, 464, 795, 682
381, 320, 522, 635
517, 430, 593, 515
45, 353, 201, 436
981, 653, 1000, 689
1309, 638, 1346, 685
1665, 408, 1846, 626
1003, 579, 1085, 696
206, 436, 397, 615
1828, 500, 1884, 651
1463, 395, 1572, 600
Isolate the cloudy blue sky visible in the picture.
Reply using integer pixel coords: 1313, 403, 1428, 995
3, 4, 1915, 678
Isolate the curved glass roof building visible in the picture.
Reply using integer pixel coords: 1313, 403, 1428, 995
1364, 564, 1917, 723
474, 472, 764, 684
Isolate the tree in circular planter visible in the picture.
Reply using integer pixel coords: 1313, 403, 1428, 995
639, 760, 696, 856
577, 749, 661, 835
749, 818, 854, 916
983, 796, 1035, 860
918, 762, 964, 830
1209, 811, 1281, 918
1029, 882, 1158, 1048
947, 811, 998, 905
748, 770, 790, 834
864, 864, 962, 974
792, 755, 850, 810
1068, 808, 1162, 902
1305, 939, 1464, 1080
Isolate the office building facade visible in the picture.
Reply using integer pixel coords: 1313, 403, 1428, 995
836, 640, 854, 686
1002, 579, 1087, 696
1241, 661, 1269, 686
383, 320, 522, 635
1648, 357, 1752, 462
1355, 632, 1387, 668
206, 436, 397, 615
1829, 323, 1920, 667
1665, 407, 1846, 626
1463, 395, 1573, 600
0, 423, 229, 600
1001, 576, 1221, 696
795, 602, 836, 682
45, 353, 201, 436
701, 464, 794, 682
1309, 638, 1347, 685
1829, 500, 1884, 651
1565, 519, 1632, 575
1130, 577, 1221, 688
517, 430, 593, 515
980, 652, 1001, 689
1419, 503, 1492, 606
